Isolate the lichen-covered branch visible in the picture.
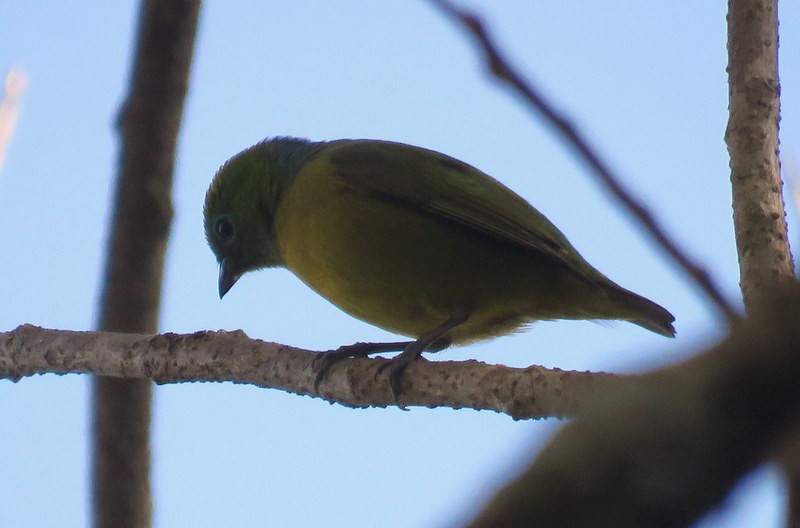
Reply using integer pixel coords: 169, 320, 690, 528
1, 324, 617, 420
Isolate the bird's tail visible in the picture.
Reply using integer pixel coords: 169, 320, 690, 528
609, 287, 676, 337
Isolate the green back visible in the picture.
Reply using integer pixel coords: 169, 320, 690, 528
320, 139, 607, 283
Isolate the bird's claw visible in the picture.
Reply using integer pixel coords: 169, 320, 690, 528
313, 340, 428, 405
312, 343, 379, 391
312, 351, 336, 391
375, 353, 426, 403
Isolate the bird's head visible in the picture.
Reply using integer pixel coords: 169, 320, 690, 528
204, 146, 284, 298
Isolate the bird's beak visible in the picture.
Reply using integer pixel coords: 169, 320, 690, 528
218, 257, 241, 299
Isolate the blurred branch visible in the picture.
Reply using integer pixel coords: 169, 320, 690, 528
429, 0, 739, 324
92, 1, 200, 527
1, 324, 617, 420
0, 67, 27, 171
425, 3, 800, 526
6, 280, 800, 528
465, 282, 800, 528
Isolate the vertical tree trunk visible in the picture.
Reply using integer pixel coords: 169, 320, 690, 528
725, 1, 797, 526
727, 0, 793, 306
92, 1, 200, 527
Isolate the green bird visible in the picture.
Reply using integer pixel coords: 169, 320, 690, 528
204, 137, 675, 395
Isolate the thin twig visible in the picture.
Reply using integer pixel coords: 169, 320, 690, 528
429, 0, 739, 323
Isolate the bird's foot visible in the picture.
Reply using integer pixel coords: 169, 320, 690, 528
313, 334, 453, 404
374, 345, 427, 403
312, 341, 410, 391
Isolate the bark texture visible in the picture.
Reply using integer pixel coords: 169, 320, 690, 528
1, 325, 616, 420
726, 2, 799, 526
727, 0, 793, 307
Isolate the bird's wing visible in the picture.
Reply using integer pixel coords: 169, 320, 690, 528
323, 139, 601, 278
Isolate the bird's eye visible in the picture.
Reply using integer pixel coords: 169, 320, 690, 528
214, 216, 235, 243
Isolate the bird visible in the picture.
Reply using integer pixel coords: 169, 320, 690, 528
204, 137, 675, 397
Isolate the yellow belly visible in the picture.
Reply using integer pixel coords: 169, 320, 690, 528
274, 158, 591, 343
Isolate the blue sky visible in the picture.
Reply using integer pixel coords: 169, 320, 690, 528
1, 2, 798, 526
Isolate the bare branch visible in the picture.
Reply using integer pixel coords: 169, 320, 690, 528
1, 324, 618, 420
429, 0, 739, 323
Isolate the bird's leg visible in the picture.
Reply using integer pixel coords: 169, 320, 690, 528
313, 341, 411, 390
377, 312, 468, 400
312, 320, 460, 392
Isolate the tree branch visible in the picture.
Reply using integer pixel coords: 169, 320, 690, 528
1, 324, 619, 420
429, 0, 739, 324
464, 282, 800, 528
92, 1, 200, 526
726, 0, 793, 309
725, 2, 798, 526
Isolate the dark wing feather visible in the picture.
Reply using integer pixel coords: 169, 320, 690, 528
322, 139, 605, 281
